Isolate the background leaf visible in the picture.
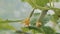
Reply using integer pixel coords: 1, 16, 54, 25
0, 23, 15, 30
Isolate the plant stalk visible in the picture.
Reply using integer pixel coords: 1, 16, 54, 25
29, 8, 35, 18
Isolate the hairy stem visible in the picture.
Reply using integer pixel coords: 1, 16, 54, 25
49, 0, 52, 7
29, 8, 35, 18
37, 10, 48, 22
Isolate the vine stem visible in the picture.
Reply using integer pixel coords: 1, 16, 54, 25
52, 0, 55, 8
0, 9, 35, 23
49, 0, 52, 8
36, 10, 48, 27
28, 8, 35, 18
37, 10, 48, 22
0, 20, 23, 23
22, 8, 35, 27
30, 0, 60, 10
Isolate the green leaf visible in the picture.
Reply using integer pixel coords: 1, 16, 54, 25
51, 14, 59, 23
21, 26, 56, 34
30, 10, 50, 26
42, 14, 51, 25
54, 10, 60, 17
22, 0, 49, 7
16, 30, 30, 34
23, 26, 43, 33
30, 13, 51, 26
35, 0, 49, 7
21, 27, 29, 32
30, 13, 40, 26
41, 26, 56, 34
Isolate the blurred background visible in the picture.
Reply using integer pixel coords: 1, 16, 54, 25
0, 0, 60, 34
